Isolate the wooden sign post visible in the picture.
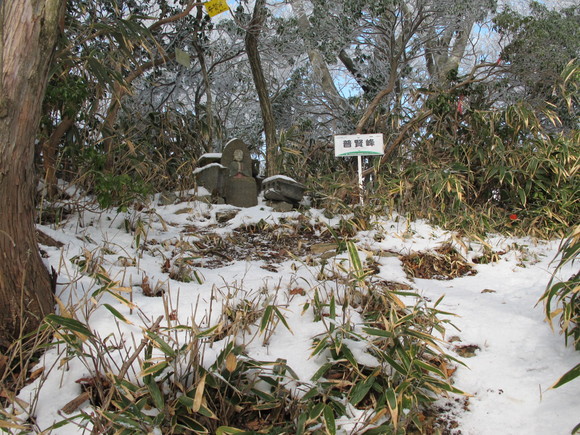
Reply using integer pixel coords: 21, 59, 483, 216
334, 133, 384, 205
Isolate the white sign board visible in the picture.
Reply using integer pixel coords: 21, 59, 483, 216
334, 133, 384, 157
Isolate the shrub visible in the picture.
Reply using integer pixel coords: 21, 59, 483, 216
538, 225, 579, 434
540, 225, 580, 350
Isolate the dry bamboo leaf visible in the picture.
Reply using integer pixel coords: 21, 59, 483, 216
192, 374, 206, 413
225, 353, 237, 373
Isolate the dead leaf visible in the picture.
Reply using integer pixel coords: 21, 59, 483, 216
226, 353, 237, 372
61, 391, 91, 414
192, 374, 206, 413
28, 367, 44, 382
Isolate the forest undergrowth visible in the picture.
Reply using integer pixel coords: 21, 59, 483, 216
2, 182, 578, 433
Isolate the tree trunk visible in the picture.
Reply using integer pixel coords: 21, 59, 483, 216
245, 0, 277, 177
0, 0, 65, 348
292, 0, 349, 113
42, 115, 74, 197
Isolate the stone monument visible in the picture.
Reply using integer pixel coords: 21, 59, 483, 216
221, 139, 258, 207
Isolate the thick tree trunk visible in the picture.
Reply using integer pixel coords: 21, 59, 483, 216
0, 0, 65, 348
245, 0, 277, 177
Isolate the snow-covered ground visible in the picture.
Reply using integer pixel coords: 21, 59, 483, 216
13, 192, 580, 434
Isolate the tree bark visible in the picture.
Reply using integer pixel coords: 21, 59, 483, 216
0, 0, 65, 348
42, 115, 74, 197
100, 1, 199, 171
245, 0, 277, 177
424, 17, 476, 86
355, 61, 398, 134
193, 5, 214, 152
292, 0, 349, 113
102, 53, 174, 170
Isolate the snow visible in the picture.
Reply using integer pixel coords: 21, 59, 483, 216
262, 174, 303, 185
199, 153, 223, 160
192, 162, 226, 174
14, 195, 580, 434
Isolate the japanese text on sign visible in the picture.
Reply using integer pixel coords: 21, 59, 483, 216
334, 134, 384, 157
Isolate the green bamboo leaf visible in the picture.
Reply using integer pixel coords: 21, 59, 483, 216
311, 338, 329, 358
273, 306, 293, 333
385, 388, 398, 410
177, 416, 209, 433
311, 362, 332, 381
362, 327, 394, 339
45, 314, 93, 337
552, 363, 580, 389
386, 387, 399, 428
323, 405, 336, 435
145, 378, 164, 410
106, 290, 136, 309
198, 404, 217, 419
309, 402, 325, 419
381, 352, 407, 376
102, 412, 143, 428
195, 324, 221, 338
302, 387, 320, 400
413, 359, 446, 378
146, 331, 176, 357
140, 360, 168, 378
87, 56, 113, 87
428, 379, 465, 395
341, 344, 358, 369
296, 412, 308, 435
347, 241, 364, 279
251, 388, 277, 403
103, 303, 132, 324
260, 305, 274, 334
350, 375, 375, 406
215, 426, 245, 435
518, 187, 527, 207
178, 395, 194, 409
361, 424, 392, 435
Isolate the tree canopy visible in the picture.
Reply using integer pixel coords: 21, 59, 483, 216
33, 0, 578, 232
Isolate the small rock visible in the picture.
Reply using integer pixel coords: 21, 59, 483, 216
216, 209, 239, 223
158, 192, 178, 205
268, 200, 294, 212
175, 207, 193, 215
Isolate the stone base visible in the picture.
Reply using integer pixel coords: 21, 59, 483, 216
262, 176, 305, 204
225, 176, 258, 207
194, 163, 226, 198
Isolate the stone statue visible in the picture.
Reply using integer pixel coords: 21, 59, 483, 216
221, 139, 258, 207
230, 149, 251, 177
